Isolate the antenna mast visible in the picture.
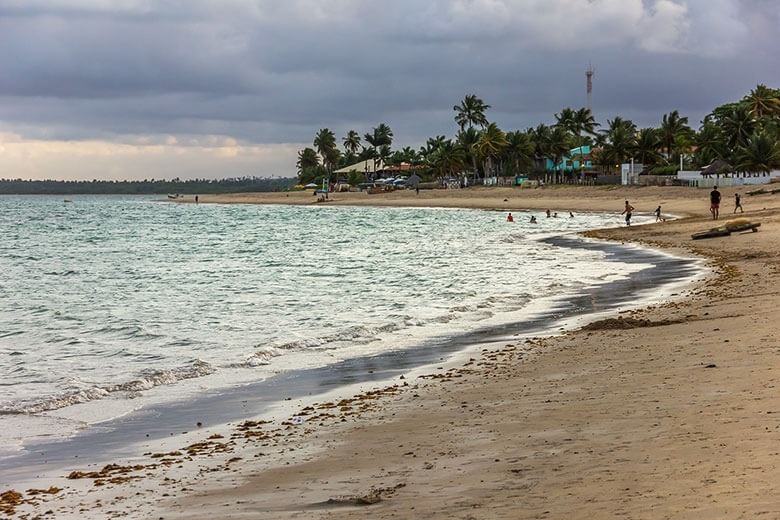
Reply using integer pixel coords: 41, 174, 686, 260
586, 63, 594, 111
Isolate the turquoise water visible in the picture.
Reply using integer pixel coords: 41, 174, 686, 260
1, 195, 670, 453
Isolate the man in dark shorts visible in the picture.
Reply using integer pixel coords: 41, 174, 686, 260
734, 193, 743, 213
710, 186, 721, 220
621, 200, 634, 226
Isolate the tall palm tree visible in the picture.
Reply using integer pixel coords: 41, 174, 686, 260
573, 107, 599, 136
377, 144, 393, 170
694, 122, 727, 167
720, 105, 758, 151
296, 147, 320, 173
342, 130, 361, 155
600, 117, 637, 172
634, 128, 663, 166
554, 107, 577, 133
363, 124, 393, 175
454, 94, 490, 131
547, 126, 572, 183
419, 135, 447, 161
529, 124, 553, 173
504, 131, 535, 176
568, 107, 599, 181
743, 84, 780, 120
427, 140, 467, 179
359, 146, 379, 179
659, 110, 692, 162
474, 122, 508, 181
313, 128, 337, 182
389, 146, 420, 167
456, 126, 481, 182
734, 131, 780, 175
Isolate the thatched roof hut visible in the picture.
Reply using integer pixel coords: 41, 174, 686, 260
701, 159, 732, 176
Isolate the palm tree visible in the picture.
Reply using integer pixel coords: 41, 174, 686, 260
474, 122, 508, 181
573, 107, 599, 136
454, 94, 490, 131
568, 107, 599, 181
634, 128, 663, 166
313, 128, 338, 184
456, 126, 481, 182
733, 131, 780, 175
389, 146, 420, 167
600, 117, 637, 172
377, 144, 393, 170
659, 110, 692, 163
364, 124, 393, 148
296, 147, 320, 173
419, 135, 447, 159
554, 107, 577, 133
528, 124, 552, 175
547, 126, 572, 183
743, 84, 780, 120
504, 131, 535, 176
428, 140, 467, 179
343, 130, 361, 155
720, 105, 758, 151
363, 124, 394, 175
694, 122, 727, 167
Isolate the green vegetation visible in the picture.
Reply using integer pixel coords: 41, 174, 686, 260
298, 84, 780, 186
0, 177, 296, 195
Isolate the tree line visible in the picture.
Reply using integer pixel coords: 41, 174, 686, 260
297, 84, 780, 186
0, 176, 296, 195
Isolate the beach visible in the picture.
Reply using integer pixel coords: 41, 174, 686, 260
5, 185, 780, 519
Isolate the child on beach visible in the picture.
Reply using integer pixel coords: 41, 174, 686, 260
734, 193, 743, 213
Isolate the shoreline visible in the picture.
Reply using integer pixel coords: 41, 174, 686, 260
5, 185, 780, 519
1, 232, 699, 480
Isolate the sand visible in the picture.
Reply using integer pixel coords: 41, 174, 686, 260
6, 185, 780, 519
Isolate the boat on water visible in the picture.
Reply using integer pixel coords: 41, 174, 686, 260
167, 193, 182, 200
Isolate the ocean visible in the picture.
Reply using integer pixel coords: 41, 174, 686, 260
0, 195, 701, 481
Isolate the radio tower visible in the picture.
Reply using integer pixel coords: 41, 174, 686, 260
586, 63, 594, 111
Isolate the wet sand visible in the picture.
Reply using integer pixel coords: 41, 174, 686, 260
6, 184, 780, 519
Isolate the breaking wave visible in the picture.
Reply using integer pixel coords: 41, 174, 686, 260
0, 360, 216, 415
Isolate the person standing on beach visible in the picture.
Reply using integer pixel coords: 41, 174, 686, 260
621, 200, 634, 226
710, 186, 722, 220
734, 193, 743, 213
654, 205, 662, 222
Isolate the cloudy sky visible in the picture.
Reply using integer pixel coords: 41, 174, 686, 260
1, 0, 778, 181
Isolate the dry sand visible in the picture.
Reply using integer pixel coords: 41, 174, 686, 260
6, 185, 780, 519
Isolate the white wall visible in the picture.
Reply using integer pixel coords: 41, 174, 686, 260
677, 170, 780, 187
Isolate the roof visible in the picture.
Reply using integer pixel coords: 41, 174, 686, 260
701, 159, 732, 175
334, 159, 384, 174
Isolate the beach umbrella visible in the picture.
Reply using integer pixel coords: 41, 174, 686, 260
305, 183, 318, 188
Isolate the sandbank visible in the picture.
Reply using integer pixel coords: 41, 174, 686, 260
6, 185, 780, 519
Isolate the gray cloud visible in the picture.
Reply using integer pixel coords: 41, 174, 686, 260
0, 0, 778, 180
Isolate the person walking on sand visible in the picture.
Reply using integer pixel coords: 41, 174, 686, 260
654, 205, 662, 222
621, 200, 634, 226
710, 186, 722, 220
734, 193, 743, 213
